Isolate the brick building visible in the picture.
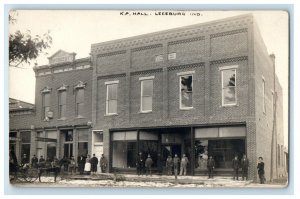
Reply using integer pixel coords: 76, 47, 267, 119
9, 14, 287, 181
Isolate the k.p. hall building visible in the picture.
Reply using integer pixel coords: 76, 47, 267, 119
9, 14, 288, 181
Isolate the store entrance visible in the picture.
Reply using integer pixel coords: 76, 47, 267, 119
162, 144, 181, 160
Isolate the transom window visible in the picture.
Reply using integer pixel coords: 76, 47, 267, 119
42, 93, 50, 119
106, 81, 118, 115
221, 68, 237, 106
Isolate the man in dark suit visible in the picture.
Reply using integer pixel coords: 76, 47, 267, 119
232, 155, 240, 180
207, 155, 215, 179
241, 154, 249, 180
257, 157, 265, 184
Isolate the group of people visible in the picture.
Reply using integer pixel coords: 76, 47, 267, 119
77, 154, 108, 175
231, 154, 250, 181
137, 152, 189, 177
11, 151, 108, 175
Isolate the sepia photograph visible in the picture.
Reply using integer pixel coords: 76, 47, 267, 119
8, 10, 289, 189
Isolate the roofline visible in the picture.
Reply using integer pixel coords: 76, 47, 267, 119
91, 13, 253, 48
33, 56, 91, 71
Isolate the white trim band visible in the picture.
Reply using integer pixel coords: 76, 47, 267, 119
177, 71, 195, 76
105, 80, 119, 85
218, 65, 239, 71
139, 76, 155, 81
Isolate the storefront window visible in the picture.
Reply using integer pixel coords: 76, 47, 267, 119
112, 131, 137, 168
78, 129, 88, 157
47, 131, 57, 160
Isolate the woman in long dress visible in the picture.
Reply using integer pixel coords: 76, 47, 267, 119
84, 155, 91, 175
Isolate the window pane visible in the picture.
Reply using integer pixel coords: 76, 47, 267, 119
107, 84, 118, 100
223, 87, 236, 104
44, 106, 50, 118
142, 80, 153, 96
76, 89, 84, 103
112, 142, 126, 167
59, 91, 67, 105
222, 69, 235, 88
108, 100, 117, 114
59, 104, 66, 118
65, 131, 73, 142
142, 96, 152, 111
180, 75, 193, 108
78, 129, 88, 142
44, 93, 50, 106
47, 143, 56, 161
77, 102, 84, 116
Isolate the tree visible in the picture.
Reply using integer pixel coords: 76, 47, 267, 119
9, 11, 52, 68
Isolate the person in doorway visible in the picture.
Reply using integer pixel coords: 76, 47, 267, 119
257, 157, 265, 184
69, 156, 76, 174
241, 154, 249, 180
207, 155, 215, 179
60, 156, 70, 172
136, 152, 144, 176
31, 155, 38, 168
166, 155, 173, 176
84, 155, 91, 175
100, 154, 108, 173
156, 153, 163, 175
179, 154, 189, 176
173, 154, 180, 179
145, 154, 153, 176
232, 155, 240, 180
91, 154, 99, 174
78, 155, 85, 175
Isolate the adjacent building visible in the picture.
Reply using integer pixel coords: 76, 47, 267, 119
9, 14, 287, 181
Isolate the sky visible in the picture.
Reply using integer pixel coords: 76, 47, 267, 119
8, 10, 289, 145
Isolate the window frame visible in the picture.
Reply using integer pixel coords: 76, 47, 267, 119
75, 88, 85, 118
139, 76, 154, 113
177, 71, 195, 110
58, 90, 67, 119
220, 65, 238, 107
42, 92, 51, 120
105, 80, 119, 115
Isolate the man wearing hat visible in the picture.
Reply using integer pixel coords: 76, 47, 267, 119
145, 154, 153, 176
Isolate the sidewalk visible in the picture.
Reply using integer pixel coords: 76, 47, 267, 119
66, 173, 253, 187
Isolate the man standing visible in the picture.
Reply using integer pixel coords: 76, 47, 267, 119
31, 155, 38, 168
136, 152, 144, 176
91, 154, 99, 174
257, 157, 265, 184
166, 155, 173, 176
207, 155, 215, 179
145, 154, 153, 176
38, 155, 45, 168
173, 154, 180, 179
69, 156, 76, 174
232, 155, 240, 180
179, 154, 189, 176
100, 154, 108, 173
241, 154, 249, 180
21, 154, 28, 166
78, 155, 85, 175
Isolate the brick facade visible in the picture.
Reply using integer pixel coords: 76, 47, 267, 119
10, 14, 287, 181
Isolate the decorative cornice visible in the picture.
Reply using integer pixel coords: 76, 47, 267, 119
97, 50, 126, 58
97, 73, 126, 80
210, 56, 248, 65
130, 68, 163, 76
131, 44, 163, 52
41, 86, 52, 93
91, 15, 252, 53
74, 81, 87, 89
57, 84, 68, 91
168, 36, 205, 45
210, 28, 247, 39
167, 62, 205, 71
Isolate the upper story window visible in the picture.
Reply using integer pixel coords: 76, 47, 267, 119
74, 81, 86, 118
75, 88, 84, 117
262, 78, 266, 113
41, 87, 52, 120
178, 71, 194, 109
105, 80, 119, 115
139, 76, 154, 113
58, 90, 67, 119
220, 65, 238, 106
